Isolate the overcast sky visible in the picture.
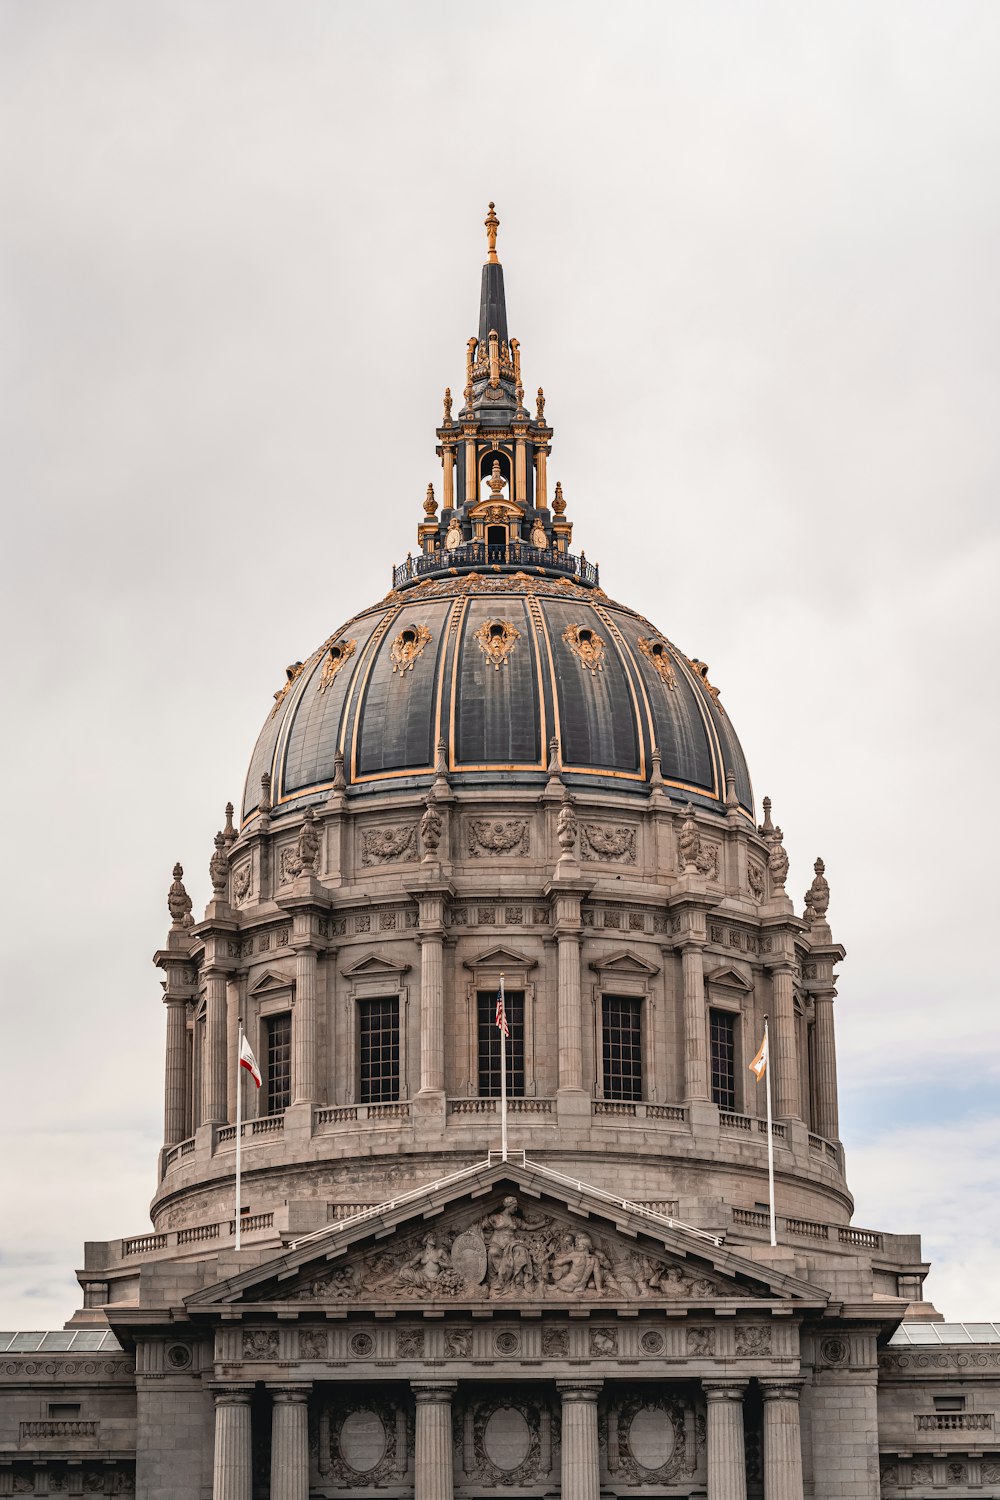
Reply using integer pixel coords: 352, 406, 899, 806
1, 0, 998, 1329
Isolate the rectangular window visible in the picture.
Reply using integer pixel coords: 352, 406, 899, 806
933, 1395, 965, 1412
48, 1403, 81, 1418
710, 1009, 737, 1110
359, 997, 400, 1103
265, 1013, 292, 1115
477, 990, 525, 1097
602, 994, 643, 1101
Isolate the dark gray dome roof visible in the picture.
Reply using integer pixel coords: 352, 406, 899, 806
242, 572, 753, 824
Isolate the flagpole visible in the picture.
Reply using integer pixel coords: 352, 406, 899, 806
499, 974, 508, 1163
764, 1015, 776, 1246
235, 1018, 243, 1252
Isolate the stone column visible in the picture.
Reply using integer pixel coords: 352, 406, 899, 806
163, 996, 188, 1147
681, 943, 709, 1102
704, 1381, 748, 1500
536, 444, 548, 508
557, 1381, 602, 1500
269, 1385, 311, 1500
557, 931, 584, 1093
412, 1382, 456, 1500
203, 969, 228, 1126
770, 965, 801, 1121
761, 1381, 805, 1499
418, 931, 445, 1095
292, 941, 318, 1105
811, 987, 839, 1141
211, 1384, 253, 1500
442, 446, 454, 510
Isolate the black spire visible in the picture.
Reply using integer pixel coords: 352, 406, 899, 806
478, 202, 509, 345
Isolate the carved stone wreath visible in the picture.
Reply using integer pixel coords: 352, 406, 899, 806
608, 1393, 693, 1484
317, 638, 356, 694
467, 819, 529, 858
389, 622, 432, 674
638, 635, 677, 688
580, 823, 636, 864
471, 1399, 542, 1486
361, 826, 417, 865
747, 860, 765, 902
563, 622, 606, 672
473, 618, 521, 670
330, 1400, 402, 1487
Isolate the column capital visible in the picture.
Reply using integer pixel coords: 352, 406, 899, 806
759, 1377, 805, 1402
267, 1383, 312, 1402
556, 1379, 603, 1402
209, 1383, 255, 1404
702, 1379, 748, 1402
411, 1380, 457, 1404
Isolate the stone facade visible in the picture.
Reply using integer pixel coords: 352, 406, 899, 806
3, 206, 998, 1498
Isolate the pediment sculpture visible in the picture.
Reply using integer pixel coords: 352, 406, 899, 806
281, 1194, 731, 1305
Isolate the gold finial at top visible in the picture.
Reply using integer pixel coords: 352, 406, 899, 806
485, 201, 500, 263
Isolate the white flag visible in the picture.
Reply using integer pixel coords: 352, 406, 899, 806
239, 1033, 262, 1089
748, 1031, 768, 1082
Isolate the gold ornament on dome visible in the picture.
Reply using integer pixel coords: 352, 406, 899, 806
473, 618, 521, 671
317, 639, 357, 695
563, 622, 606, 673
390, 623, 432, 675
270, 660, 305, 717
638, 636, 677, 690
687, 658, 725, 715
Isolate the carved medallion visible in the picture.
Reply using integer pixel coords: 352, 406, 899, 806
563, 622, 606, 672
473, 617, 521, 670
610, 1394, 693, 1484
361, 826, 417, 865
638, 636, 677, 688
330, 1401, 402, 1485
472, 1401, 541, 1485
467, 819, 529, 858
389, 622, 432, 674
232, 862, 251, 904
317, 638, 356, 694
581, 823, 637, 864
735, 1325, 771, 1357
242, 1329, 277, 1360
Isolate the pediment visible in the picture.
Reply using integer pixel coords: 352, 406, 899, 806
462, 945, 538, 972
186, 1161, 826, 1314
705, 965, 754, 991
589, 949, 661, 977
248, 967, 294, 994
340, 952, 412, 978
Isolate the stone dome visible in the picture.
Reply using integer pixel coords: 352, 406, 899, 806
241, 572, 753, 825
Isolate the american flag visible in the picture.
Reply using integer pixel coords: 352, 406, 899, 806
495, 978, 509, 1037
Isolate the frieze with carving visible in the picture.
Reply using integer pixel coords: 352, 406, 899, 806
317, 638, 356, 694
361, 825, 417, 865
389, 622, 432, 674
467, 818, 530, 857
637, 635, 678, 688
580, 823, 637, 864
284, 1194, 727, 1305
473, 617, 521, 670
563, 622, 606, 671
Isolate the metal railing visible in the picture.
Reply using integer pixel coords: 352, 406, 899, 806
393, 542, 599, 590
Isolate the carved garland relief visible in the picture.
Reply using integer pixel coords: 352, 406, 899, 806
232, 862, 252, 904
361, 826, 417, 865
580, 823, 637, 863
563, 622, 606, 672
472, 617, 521, 670
389, 622, 432, 674
467, 819, 530, 857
